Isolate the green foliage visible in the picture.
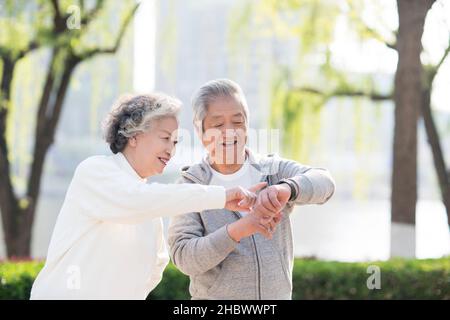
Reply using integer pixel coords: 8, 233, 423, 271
291, 257, 450, 299
147, 264, 191, 300
1, 257, 448, 300
0, 1, 51, 57
0, 0, 137, 200
228, 0, 402, 200
0, 259, 43, 299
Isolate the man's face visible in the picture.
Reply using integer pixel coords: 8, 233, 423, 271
201, 96, 247, 166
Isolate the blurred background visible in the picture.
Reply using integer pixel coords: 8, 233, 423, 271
0, 0, 449, 263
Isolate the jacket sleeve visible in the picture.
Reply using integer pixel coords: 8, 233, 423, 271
167, 177, 238, 276
70, 157, 226, 224
147, 220, 170, 292
274, 156, 336, 205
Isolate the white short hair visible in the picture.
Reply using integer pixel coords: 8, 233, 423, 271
191, 78, 249, 132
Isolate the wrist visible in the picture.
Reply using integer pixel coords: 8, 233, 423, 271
225, 188, 233, 203
278, 183, 291, 196
277, 179, 297, 201
226, 221, 245, 242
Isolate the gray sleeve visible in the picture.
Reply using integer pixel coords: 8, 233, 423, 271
167, 177, 238, 276
275, 157, 336, 205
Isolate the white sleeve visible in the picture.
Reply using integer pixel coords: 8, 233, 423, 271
70, 157, 225, 224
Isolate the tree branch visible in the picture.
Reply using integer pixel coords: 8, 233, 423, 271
34, 48, 58, 138
51, 0, 66, 32
0, 47, 8, 58
27, 54, 79, 201
59, 0, 105, 31
421, 87, 450, 217
76, 3, 140, 60
347, 1, 398, 51
25, 2, 139, 202
292, 86, 393, 101
16, 41, 40, 60
428, 39, 450, 83
363, 25, 397, 51
80, 0, 105, 27
50, 0, 61, 17
0, 40, 41, 61
0, 0, 68, 61
79, 0, 85, 12
436, 43, 450, 71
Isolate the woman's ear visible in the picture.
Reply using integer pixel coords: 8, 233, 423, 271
128, 136, 138, 148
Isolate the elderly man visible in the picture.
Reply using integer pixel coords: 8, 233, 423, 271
167, 79, 335, 300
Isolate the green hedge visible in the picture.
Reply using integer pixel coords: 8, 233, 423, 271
1, 257, 449, 299
290, 257, 449, 299
0, 259, 43, 299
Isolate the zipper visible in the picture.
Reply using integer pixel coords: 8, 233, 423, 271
233, 210, 262, 300
250, 234, 262, 300
250, 175, 270, 300
184, 168, 266, 300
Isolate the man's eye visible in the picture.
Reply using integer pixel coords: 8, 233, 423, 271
213, 124, 223, 128
173, 140, 179, 145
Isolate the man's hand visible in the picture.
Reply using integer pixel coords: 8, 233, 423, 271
225, 182, 290, 241
227, 213, 273, 241
252, 183, 291, 218
224, 182, 267, 212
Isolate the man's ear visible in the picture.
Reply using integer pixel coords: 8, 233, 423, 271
194, 121, 204, 140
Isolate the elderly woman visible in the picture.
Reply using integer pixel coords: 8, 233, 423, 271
30, 93, 266, 300
168, 79, 336, 300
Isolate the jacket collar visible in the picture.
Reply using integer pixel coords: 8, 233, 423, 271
182, 148, 278, 185
113, 152, 148, 183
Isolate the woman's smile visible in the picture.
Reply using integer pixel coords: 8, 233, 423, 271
158, 156, 170, 166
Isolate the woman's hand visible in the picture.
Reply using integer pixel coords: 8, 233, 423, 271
224, 182, 267, 212
251, 184, 291, 218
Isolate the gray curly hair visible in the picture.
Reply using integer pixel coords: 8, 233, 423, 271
102, 93, 181, 154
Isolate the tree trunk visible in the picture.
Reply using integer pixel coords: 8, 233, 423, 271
421, 86, 450, 224
0, 58, 23, 257
0, 51, 78, 258
0, 3, 137, 258
20, 55, 79, 258
5, 208, 34, 258
390, 0, 434, 258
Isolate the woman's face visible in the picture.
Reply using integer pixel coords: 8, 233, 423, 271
126, 116, 179, 178
201, 96, 247, 166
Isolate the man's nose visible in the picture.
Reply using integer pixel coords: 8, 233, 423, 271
222, 127, 237, 138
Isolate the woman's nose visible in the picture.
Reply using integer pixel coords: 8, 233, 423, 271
167, 145, 176, 157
